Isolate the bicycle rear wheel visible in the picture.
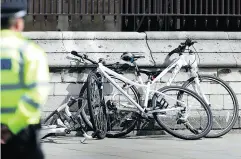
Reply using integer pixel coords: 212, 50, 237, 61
152, 86, 213, 140
182, 75, 239, 138
87, 71, 107, 139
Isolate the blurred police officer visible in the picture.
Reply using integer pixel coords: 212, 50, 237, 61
1, 1, 50, 159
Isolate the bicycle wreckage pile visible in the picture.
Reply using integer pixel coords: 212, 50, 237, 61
40, 39, 239, 143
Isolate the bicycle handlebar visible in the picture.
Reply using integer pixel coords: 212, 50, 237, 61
71, 51, 98, 64
70, 51, 132, 72
168, 38, 197, 56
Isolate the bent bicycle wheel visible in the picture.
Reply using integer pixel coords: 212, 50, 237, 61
87, 71, 107, 139
182, 75, 239, 138
152, 86, 213, 140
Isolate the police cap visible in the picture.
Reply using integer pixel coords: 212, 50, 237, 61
1, 0, 27, 19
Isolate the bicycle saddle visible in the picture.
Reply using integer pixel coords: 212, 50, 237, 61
139, 69, 162, 77
121, 52, 145, 63
121, 52, 135, 62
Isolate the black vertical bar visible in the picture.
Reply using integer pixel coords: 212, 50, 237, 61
108, 0, 111, 14
232, 0, 235, 14
79, 0, 82, 20
170, 0, 173, 14
238, 0, 241, 28
227, 0, 230, 14
91, 0, 94, 14
216, 0, 219, 28
165, 0, 168, 13
205, 0, 208, 27
114, 0, 116, 14
102, 0, 105, 20
73, 0, 75, 14
156, 0, 159, 13
68, 0, 71, 14
132, 0, 135, 14
39, 0, 41, 14
211, 0, 213, 14
68, 0, 71, 23
97, 0, 99, 14
44, 0, 47, 24
160, 0, 162, 13
149, 0, 151, 14
176, 0, 181, 29
62, 0, 64, 14
51, 0, 54, 14
189, 0, 191, 14
184, 0, 186, 14
200, 0, 202, 14
238, 0, 241, 14
32, 0, 36, 24
226, 0, 230, 27
222, 0, 224, 14
194, 0, 197, 27
183, 0, 187, 27
137, 0, 140, 14
102, 0, 105, 14
120, 0, 123, 14
143, 0, 146, 13
44, 0, 47, 13
114, 0, 117, 22
85, 0, 88, 14
195, 0, 197, 13
32, 0, 35, 14
148, 17, 151, 30
125, 0, 128, 14
154, 0, 157, 14
206, 0, 208, 14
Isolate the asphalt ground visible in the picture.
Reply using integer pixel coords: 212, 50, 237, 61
41, 133, 241, 159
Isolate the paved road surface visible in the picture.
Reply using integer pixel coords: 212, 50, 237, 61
42, 133, 241, 159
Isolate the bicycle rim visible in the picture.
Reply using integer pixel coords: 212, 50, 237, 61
183, 75, 239, 138
152, 86, 213, 140
87, 71, 107, 139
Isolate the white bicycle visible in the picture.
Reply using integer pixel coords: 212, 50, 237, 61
71, 50, 213, 140
100, 38, 239, 138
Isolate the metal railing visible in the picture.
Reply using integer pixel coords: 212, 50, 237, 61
3, 0, 241, 31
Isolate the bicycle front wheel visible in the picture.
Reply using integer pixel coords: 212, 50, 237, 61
182, 75, 239, 138
152, 86, 213, 140
87, 71, 107, 139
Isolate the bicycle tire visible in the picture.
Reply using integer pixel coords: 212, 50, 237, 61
182, 75, 239, 138
78, 82, 93, 130
80, 74, 140, 138
152, 86, 213, 140
87, 71, 107, 139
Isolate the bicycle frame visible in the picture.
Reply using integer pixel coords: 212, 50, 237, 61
97, 58, 189, 116
41, 97, 94, 143
161, 53, 210, 106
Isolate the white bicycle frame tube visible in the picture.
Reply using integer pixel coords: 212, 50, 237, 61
97, 57, 188, 113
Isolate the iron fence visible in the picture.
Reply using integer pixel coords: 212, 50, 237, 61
3, 0, 241, 31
